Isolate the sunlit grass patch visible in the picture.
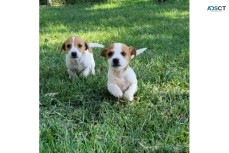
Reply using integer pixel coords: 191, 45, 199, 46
157, 10, 189, 19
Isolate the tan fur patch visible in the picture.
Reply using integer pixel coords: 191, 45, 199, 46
121, 44, 131, 62
121, 44, 136, 62
101, 43, 136, 61
100, 44, 114, 60
61, 36, 92, 53
129, 46, 136, 58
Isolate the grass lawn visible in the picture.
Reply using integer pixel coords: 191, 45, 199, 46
40, 0, 189, 152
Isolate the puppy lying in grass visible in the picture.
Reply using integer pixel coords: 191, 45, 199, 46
101, 43, 147, 101
61, 36, 104, 78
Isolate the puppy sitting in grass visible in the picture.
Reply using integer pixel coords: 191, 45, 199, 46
100, 43, 147, 101
61, 36, 104, 78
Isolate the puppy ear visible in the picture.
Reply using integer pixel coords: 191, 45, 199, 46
85, 42, 89, 50
59, 43, 65, 52
129, 46, 136, 59
85, 42, 93, 53
100, 48, 107, 58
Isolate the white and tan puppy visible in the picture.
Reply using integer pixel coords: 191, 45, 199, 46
61, 36, 104, 78
101, 43, 147, 101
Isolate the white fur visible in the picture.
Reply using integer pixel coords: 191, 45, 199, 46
65, 37, 103, 78
66, 50, 95, 78
108, 67, 137, 101
107, 43, 139, 101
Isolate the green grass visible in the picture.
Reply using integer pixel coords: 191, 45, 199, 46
40, 0, 189, 152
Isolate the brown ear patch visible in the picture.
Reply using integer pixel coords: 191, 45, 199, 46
129, 46, 136, 58
100, 48, 108, 58
85, 42, 88, 50
61, 43, 66, 51
85, 42, 93, 53
60, 36, 73, 52
100, 44, 114, 60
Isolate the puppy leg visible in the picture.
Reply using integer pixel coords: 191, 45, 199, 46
91, 68, 95, 75
107, 83, 123, 98
91, 64, 95, 75
80, 67, 90, 77
68, 69, 76, 79
91, 58, 95, 75
123, 83, 137, 101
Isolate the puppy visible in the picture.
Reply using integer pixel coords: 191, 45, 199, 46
61, 36, 104, 78
101, 43, 147, 101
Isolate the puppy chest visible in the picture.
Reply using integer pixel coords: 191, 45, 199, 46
113, 77, 130, 91
67, 59, 84, 71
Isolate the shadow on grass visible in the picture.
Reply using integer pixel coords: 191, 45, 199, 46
40, 1, 189, 46
40, 1, 189, 68
40, 1, 188, 29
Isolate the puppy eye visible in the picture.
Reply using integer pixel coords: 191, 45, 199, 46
108, 52, 113, 57
121, 51, 126, 56
66, 44, 71, 48
78, 44, 82, 48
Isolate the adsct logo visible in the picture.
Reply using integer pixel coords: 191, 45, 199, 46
207, 6, 226, 11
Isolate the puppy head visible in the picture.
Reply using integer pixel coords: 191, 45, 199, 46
100, 43, 136, 71
61, 36, 89, 59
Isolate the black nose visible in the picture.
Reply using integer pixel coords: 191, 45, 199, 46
113, 58, 119, 64
71, 52, 77, 58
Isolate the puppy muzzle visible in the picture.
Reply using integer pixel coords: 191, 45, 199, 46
112, 58, 120, 67
71, 52, 77, 58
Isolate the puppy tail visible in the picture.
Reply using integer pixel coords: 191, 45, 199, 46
88, 43, 104, 48
136, 48, 147, 56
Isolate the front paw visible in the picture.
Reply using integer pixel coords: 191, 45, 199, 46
80, 68, 90, 77
107, 83, 123, 98
110, 90, 123, 98
91, 67, 95, 75
68, 70, 76, 79
123, 91, 134, 101
79, 72, 88, 78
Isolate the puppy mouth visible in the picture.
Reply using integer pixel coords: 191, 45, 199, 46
70, 54, 79, 59
71, 56, 78, 59
112, 64, 121, 67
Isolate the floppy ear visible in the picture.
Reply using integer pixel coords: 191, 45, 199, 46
129, 46, 136, 59
85, 42, 93, 53
85, 42, 89, 50
59, 43, 66, 52
100, 48, 108, 58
